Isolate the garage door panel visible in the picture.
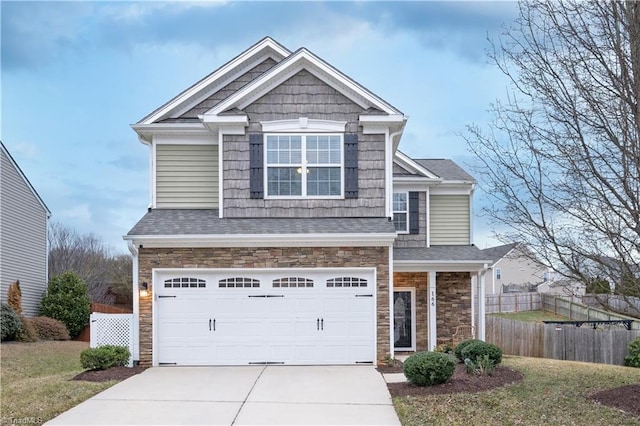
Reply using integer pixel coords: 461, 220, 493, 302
156, 268, 375, 366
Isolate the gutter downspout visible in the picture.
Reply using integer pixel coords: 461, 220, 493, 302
387, 129, 403, 218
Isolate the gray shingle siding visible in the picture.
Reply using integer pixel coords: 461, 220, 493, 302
0, 147, 48, 317
171, 58, 279, 121
222, 70, 386, 218
394, 192, 427, 248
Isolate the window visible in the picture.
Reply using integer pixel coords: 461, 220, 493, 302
218, 278, 260, 288
266, 134, 342, 197
326, 277, 368, 288
164, 278, 206, 288
393, 192, 408, 233
496, 268, 502, 280
272, 277, 314, 288
393, 289, 416, 350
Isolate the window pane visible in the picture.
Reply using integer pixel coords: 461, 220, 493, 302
393, 212, 407, 231
267, 168, 302, 196
267, 135, 302, 165
307, 135, 341, 165
393, 193, 407, 211
308, 167, 341, 196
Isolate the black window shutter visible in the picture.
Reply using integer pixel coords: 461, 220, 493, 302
344, 134, 358, 199
249, 134, 263, 199
409, 192, 419, 234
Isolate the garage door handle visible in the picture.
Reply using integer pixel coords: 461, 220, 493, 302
213, 319, 216, 331
321, 318, 324, 331
317, 318, 320, 330
209, 319, 211, 331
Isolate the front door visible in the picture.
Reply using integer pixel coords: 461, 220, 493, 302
393, 289, 415, 351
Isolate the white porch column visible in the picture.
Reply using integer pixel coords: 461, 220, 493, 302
471, 274, 477, 332
477, 269, 487, 341
428, 271, 437, 350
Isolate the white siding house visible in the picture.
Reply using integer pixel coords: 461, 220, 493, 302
0, 142, 51, 316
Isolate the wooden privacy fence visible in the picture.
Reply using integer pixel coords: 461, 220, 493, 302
485, 292, 541, 313
541, 294, 639, 330
486, 316, 640, 365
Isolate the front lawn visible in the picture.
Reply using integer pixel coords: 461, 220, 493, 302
1, 341, 118, 425
393, 356, 640, 425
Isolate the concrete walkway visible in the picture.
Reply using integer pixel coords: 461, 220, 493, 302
47, 366, 400, 425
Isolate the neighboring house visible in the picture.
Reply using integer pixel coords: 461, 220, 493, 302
0, 142, 51, 316
481, 243, 548, 294
125, 37, 492, 367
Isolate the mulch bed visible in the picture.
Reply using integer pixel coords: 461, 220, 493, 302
590, 384, 640, 417
72, 366, 147, 382
386, 363, 524, 397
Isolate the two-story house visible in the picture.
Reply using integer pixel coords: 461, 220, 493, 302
125, 37, 491, 367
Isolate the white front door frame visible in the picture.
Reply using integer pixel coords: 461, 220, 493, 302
428, 271, 437, 350
392, 287, 416, 352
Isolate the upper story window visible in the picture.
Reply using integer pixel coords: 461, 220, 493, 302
265, 134, 343, 198
393, 192, 409, 233
496, 268, 502, 280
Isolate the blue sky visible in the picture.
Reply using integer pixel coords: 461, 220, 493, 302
2, 1, 517, 252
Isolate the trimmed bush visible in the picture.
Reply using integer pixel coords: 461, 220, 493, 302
624, 337, 640, 368
403, 351, 456, 386
1, 303, 22, 341
454, 339, 483, 361
17, 316, 38, 342
31, 316, 70, 340
7, 280, 23, 315
80, 345, 130, 370
461, 341, 503, 365
39, 271, 90, 338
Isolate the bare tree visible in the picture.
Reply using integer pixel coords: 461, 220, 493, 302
48, 222, 132, 307
465, 1, 640, 315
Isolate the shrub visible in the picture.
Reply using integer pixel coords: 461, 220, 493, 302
403, 351, 456, 386
1, 303, 22, 341
7, 280, 23, 315
80, 345, 130, 370
464, 354, 496, 376
17, 316, 38, 342
435, 342, 455, 355
31, 316, 70, 340
625, 337, 640, 368
39, 271, 90, 338
461, 341, 503, 365
454, 339, 483, 361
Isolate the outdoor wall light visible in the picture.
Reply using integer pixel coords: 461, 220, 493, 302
139, 282, 149, 298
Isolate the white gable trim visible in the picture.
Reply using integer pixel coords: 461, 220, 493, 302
394, 151, 440, 179
204, 49, 402, 118
132, 123, 211, 144
139, 37, 290, 125
261, 118, 347, 133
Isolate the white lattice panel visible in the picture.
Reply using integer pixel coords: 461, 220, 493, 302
90, 313, 134, 367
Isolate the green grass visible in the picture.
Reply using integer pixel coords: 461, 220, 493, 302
490, 309, 568, 322
393, 356, 640, 425
1, 341, 118, 425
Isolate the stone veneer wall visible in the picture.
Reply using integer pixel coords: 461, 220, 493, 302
137, 246, 389, 366
393, 272, 429, 351
436, 272, 472, 338
393, 271, 472, 351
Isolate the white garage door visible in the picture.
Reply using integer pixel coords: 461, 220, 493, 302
155, 268, 375, 366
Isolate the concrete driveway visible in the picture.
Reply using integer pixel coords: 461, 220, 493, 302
47, 366, 400, 425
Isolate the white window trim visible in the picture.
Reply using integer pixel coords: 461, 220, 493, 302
261, 118, 347, 133
264, 133, 345, 199
496, 268, 502, 280
393, 288, 416, 352
393, 192, 409, 234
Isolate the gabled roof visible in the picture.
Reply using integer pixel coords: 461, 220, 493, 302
393, 151, 440, 179
0, 141, 51, 216
203, 46, 403, 118
415, 159, 476, 183
481, 243, 519, 264
138, 37, 291, 124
